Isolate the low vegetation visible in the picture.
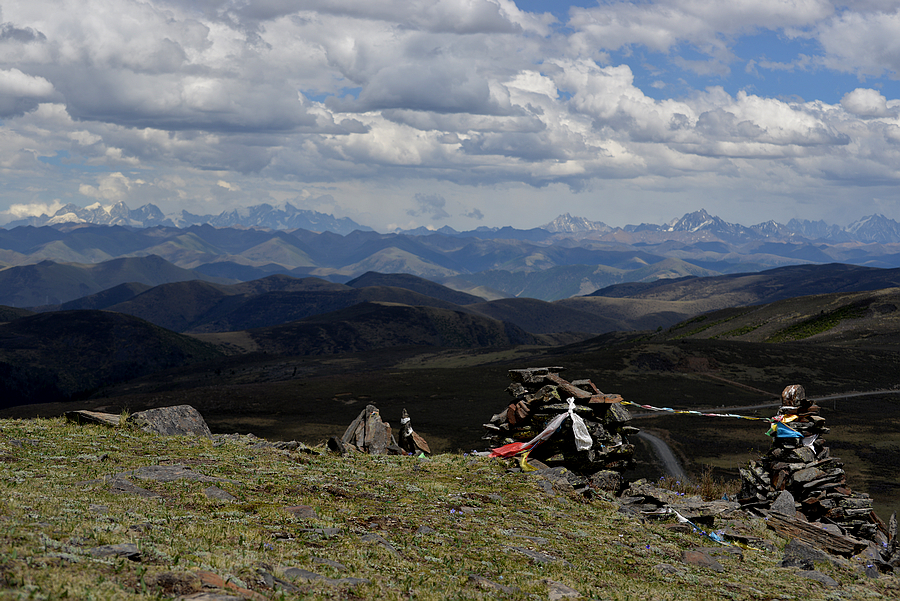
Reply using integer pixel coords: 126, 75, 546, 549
1, 417, 897, 600
765, 304, 868, 343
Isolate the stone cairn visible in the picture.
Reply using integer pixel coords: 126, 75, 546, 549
739, 384, 890, 549
483, 367, 638, 487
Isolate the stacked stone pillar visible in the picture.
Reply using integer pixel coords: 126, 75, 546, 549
739, 384, 883, 543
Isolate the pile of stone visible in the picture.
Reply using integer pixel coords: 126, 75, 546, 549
328, 405, 431, 456
483, 367, 638, 483
739, 384, 892, 555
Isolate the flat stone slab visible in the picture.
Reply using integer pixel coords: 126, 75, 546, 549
123, 465, 228, 483
65, 410, 121, 427
88, 543, 141, 561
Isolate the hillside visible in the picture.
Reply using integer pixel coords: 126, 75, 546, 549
0, 310, 222, 407
0, 255, 230, 307
592, 263, 900, 306
651, 286, 900, 348
347, 271, 485, 305
195, 302, 545, 355
4, 417, 897, 600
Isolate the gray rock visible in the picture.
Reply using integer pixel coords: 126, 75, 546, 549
770, 490, 796, 517
312, 557, 348, 571
654, 563, 682, 575
88, 543, 141, 561
106, 476, 160, 498
65, 410, 121, 428
341, 405, 393, 455
203, 486, 237, 502
781, 538, 840, 569
360, 533, 403, 559
545, 579, 581, 599
468, 574, 518, 594
680, 550, 724, 572
285, 505, 319, 519
128, 405, 212, 437
125, 465, 225, 483
589, 470, 623, 493
798, 570, 839, 587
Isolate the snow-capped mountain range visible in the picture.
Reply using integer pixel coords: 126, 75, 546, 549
8, 202, 900, 245
8, 200, 373, 236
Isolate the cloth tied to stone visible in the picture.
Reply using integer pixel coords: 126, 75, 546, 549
490, 397, 591, 457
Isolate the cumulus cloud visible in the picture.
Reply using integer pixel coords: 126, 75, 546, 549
408, 193, 450, 220
0, 1, 900, 229
0, 67, 55, 116
841, 88, 891, 118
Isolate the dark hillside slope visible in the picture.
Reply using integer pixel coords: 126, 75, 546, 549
0, 310, 222, 407
590, 263, 900, 306
467, 297, 626, 334
347, 271, 485, 305
241, 302, 542, 355
0, 306, 34, 322
58, 282, 153, 311
0, 255, 229, 307
654, 286, 900, 348
107, 275, 351, 332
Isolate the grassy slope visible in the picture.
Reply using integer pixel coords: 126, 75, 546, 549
1, 417, 896, 600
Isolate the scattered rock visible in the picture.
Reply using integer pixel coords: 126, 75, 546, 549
87, 543, 141, 561
781, 538, 842, 570
177, 593, 245, 601
544, 579, 581, 599
360, 533, 403, 559
146, 571, 202, 596
798, 570, 839, 587
312, 557, 348, 571
341, 405, 395, 455
770, 490, 796, 517
203, 486, 238, 502
105, 477, 160, 498
653, 563, 682, 575
468, 574, 519, 594
194, 570, 267, 601
65, 410, 121, 428
128, 405, 212, 437
680, 549, 724, 572
285, 505, 319, 519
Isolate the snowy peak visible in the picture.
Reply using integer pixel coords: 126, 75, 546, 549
10, 201, 371, 235
845, 214, 900, 244
664, 209, 756, 242
542, 213, 612, 234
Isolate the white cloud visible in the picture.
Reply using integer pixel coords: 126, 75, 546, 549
6, 199, 63, 218
841, 88, 891, 118
1, 1, 900, 229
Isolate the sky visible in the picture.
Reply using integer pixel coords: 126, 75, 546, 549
2, 1, 900, 232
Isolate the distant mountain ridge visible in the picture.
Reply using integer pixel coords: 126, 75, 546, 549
8, 201, 900, 244
7, 200, 373, 235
